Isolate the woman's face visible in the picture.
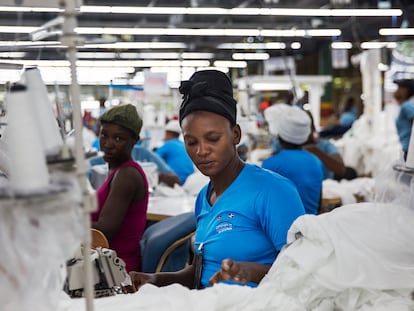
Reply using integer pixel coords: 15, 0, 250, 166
181, 111, 241, 178
393, 86, 410, 105
99, 123, 136, 166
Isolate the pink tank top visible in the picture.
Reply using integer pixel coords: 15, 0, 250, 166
92, 160, 149, 272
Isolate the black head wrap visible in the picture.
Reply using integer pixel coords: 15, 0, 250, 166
178, 70, 237, 125
394, 79, 414, 98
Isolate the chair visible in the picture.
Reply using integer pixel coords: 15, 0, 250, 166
140, 211, 196, 273
91, 228, 109, 249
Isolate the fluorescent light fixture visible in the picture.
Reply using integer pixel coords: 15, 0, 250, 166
379, 28, 414, 36
118, 52, 214, 59
306, 29, 342, 37
77, 52, 117, 59
0, 25, 341, 38
331, 42, 352, 49
0, 6, 62, 12
0, 26, 37, 33
290, 42, 301, 49
0, 5, 402, 17
251, 82, 291, 91
0, 41, 187, 50
217, 42, 286, 49
78, 6, 402, 17
0, 59, 210, 68
360, 41, 397, 49
232, 53, 270, 60
0, 52, 26, 58
83, 42, 188, 49
181, 52, 215, 59
213, 60, 247, 68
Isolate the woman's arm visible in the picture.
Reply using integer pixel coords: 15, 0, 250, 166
303, 143, 346, 178
129, 260, 196, 291
92, 166, 146, 240
208, 259, 271, 285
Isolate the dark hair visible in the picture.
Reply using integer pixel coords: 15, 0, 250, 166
394, 79, 414, 98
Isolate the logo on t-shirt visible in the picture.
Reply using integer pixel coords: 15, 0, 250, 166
215, 221, 233, 233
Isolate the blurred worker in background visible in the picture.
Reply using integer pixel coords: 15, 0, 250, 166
393, 79, 414, 160
155, 119, 194, 186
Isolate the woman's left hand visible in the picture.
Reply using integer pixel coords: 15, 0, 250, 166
208, 258, 250, 285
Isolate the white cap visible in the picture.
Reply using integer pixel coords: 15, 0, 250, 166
265, 104, 311, 145
263, 103, 291, 136
165, 119, 181, 134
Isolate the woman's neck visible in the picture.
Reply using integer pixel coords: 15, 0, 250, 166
108, 156, 132, 173
210, 158, 245, 199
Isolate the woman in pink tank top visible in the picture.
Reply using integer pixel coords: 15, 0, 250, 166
91, 104, 149, 272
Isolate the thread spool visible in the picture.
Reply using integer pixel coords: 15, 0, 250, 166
4, 83, 50, 195
21, 67, 63, 156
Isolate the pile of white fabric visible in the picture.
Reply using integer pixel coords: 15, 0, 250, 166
322, 177, 375, 205
334, 107, 402, 178
61, 161, 414, 311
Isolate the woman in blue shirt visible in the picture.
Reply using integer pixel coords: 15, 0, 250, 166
129, 69, 305, 290
393, 79, 414, 160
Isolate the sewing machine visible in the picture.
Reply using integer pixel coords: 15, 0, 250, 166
64, 247, 130, 298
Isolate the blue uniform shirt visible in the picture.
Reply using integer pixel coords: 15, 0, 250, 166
396, 97, 414, 153
262, 149, 323, 215
271, 138, 339, 179
155, 138, 194, 184
194, 163, 305, 288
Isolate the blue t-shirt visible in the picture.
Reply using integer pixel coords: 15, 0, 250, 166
262, 149, 323, 215
155, 138, 194, 184
271, 139, 339, 180
339, 111, 356, 127
194, 163, 305, 288
396, 98, 414, 153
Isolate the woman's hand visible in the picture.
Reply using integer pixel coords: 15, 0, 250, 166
208, 259, 250, 285
208, 258, 271, 286
128, 271, 157, 292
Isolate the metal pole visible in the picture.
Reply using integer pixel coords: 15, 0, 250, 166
61, 1, 95, 310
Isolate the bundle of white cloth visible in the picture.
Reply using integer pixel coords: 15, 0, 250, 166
61, 164, 414, 311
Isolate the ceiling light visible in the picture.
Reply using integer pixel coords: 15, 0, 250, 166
213, 60, 247, 68
290, 42, 301, 49
232, 53, 270, 60
0, 25, 341, 38
0, 6, 61, 12
251, 82, 292, 91
331, 42, 352, 49
55, 6, 406, 17
217, 42, 286, 49
77, 52, 117, 59
360, 41, 397, 49
81, 42, 188, 49
0, 52, 26, 58
0, 5, 402, 17
379, 28, 414, 36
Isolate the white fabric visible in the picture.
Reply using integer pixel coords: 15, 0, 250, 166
61, 201, 414, 311
322, 177, 375, 205
334, 109, 402, 177
60, 162, 414, 311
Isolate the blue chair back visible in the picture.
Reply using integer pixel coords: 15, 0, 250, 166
140, 212, 196, 273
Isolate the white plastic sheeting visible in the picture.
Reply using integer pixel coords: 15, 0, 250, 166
0, 174, 84, 311
61, 160, 414, 310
